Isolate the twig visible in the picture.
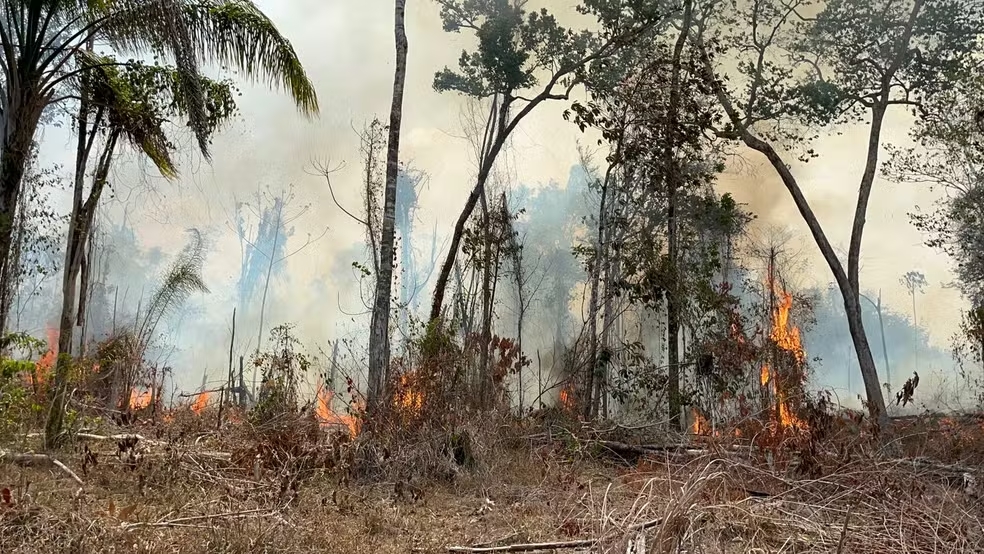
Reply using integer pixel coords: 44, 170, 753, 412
835, 503, 854, 554
0, 450, 84, 486
447, 539, 596, 553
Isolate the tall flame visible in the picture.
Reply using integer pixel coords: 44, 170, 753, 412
761, 279, 808, 432
315, 384, 360, 437
190, 391, 210, 415
26, 327, 59, 388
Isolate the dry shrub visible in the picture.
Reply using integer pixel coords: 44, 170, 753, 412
349, 322, 523, 485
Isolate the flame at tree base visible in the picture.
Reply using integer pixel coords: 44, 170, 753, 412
315, 384, 360, 437
760, 277, 809, 433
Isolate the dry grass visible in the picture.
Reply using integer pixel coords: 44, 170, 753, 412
1, 409, 983, 553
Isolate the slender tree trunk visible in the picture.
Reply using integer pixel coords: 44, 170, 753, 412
478, 191, 493, 406
367, 0, 409, 411
696, 36, 890, 428
664, 0, 692, 431
876, 290, 891, 392
46, 128, 117, 449
584, 167, 612, 420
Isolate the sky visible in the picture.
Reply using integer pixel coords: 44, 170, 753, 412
33, 0, 968, 392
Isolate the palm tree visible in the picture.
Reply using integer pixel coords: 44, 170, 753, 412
0, 0, 319, 332
44, 54, 240, 447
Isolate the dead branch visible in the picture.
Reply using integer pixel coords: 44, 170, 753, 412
121, 508, 277, 531
447, 539, 596, 553
448, 518, 664, 553
0, 450, 85, 486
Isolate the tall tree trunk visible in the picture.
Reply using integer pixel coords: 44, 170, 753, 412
584, 168, 612, 420
367, 0, 409, 411
430, 100, 510, 323
46, 129, 117, 450
694, 29, 895, 430
478, 191, 492, 405
664, 0, 692, 431
0, 97, 45, 334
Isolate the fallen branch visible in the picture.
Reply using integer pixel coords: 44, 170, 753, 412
447, 539, 596, 553
121, 508, 276, 531
76, 433, 147, 442
0, 450, 84, 486
448, 519, 664, 553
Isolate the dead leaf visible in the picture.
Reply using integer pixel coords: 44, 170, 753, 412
119, 504, 138, 522
107, 499, 116, 517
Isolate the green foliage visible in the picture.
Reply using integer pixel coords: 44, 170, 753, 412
82, 53, 240, 178
433, 0, 657, 99
251, 324, 309, 423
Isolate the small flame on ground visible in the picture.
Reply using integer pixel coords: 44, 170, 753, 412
395, 372, 424, 415
691, 408, 711, 435
129, 389, 152, 410
315, 384, 360, 437
191, 391, 210, 415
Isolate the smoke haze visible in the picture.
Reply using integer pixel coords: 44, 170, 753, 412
26, 0, 968, 400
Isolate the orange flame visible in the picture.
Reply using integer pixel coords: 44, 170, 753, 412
559, 386, 574, 410
190, 391, 210, 415
394, 372, 424, 415
129, 389, 152, 410
25, 327, 59, 388
691, 408, 711, 435
761, 279, 808, 432
315, 384, 360, 437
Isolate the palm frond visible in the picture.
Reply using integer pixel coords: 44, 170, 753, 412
136, 228, 209, 346
180, 0, 318, 116
88, 0, 211, 154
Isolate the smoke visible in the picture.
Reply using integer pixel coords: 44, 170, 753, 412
19, 0, 967, 400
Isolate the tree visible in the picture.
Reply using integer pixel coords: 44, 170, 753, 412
900, 270, 927, 370
567, 0, 744, 426
427, 0, 662, 324
0, 0, 319, 333
367, 0, 409, 413
693, 0, 983, 428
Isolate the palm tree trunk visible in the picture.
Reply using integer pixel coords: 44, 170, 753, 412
0, 98, 45, 334
367, 0, 409, 411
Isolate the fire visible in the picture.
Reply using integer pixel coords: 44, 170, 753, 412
770, 291, 805, 364
315, 384, 360, 437
558, 386, 574, 410
128, 389, 152, 410
760, 278, 808, 432
190, 391, 210, 414
24, 327, 59, 389
691, 408, 711, 435
394, 372, 424, 415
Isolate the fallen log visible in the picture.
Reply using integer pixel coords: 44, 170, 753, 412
448, 518, 664, 553
0, 449, 84, 486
